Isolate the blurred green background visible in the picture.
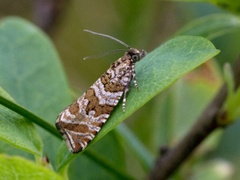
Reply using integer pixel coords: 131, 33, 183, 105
1, 0, 240, 179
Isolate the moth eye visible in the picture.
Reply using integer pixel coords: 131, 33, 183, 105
132, 54, 139, 61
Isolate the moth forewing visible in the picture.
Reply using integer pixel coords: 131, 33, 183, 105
56, 31, 146, 153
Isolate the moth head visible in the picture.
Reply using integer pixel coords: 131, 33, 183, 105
128, 48, 147, 63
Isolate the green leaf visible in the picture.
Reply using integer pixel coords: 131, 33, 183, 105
221, 88, 240, 125
0, 17, 72, 164
0, 88, 61, 140
57, 144, 133, 179
0, 87, 43, 156
0, 154, 63, 180
223, 63, 234, 98
224, 88, 240, 122
171, 0, 209, 1
211, 0, 240, 14
0, 17, 71, 120
116, 124, 154, 172
191, 159, 233, 180
56, 35, 220, 170
170, 0, 240, 14
217, 64, 240, 125
176, 14, 240, 39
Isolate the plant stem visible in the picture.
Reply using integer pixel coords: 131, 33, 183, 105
0, 95, 62, 139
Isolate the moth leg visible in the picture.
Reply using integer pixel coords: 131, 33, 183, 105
132, 64, 139, 89
122, 85, 130, 112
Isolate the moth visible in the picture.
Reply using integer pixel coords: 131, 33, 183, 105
56, 30, 146, 153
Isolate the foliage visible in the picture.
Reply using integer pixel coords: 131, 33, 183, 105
0, 1, 240, 179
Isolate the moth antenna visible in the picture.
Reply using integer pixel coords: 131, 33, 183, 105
84, 29, 130, 49
83, 49, 126, 60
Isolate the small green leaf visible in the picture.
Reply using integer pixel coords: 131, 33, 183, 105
56, 35, 220, 169
220, 87, 240, 125
176, 14, 240, 39
0, 17, 71, 120
0, 87, 43, 156
223, 63, 234, 98
170, 0, 240, 14
191, 159, 233, 180
211, 0, 240, 14
0, 17, 72, 164
218, 64, 240, 125
0, 154, 63, 180
169, 0, 209, 1
226, 88, 240, 121
116, 124, 154, 172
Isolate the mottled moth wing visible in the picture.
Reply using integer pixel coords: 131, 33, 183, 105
56, 48, 146, 153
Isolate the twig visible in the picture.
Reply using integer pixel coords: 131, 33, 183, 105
149, 57, 240, 180
33, 0, 67, 33
0, 95, 61, 139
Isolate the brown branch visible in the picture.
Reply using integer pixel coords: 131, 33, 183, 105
33, 0, 68, 33
149, 57, 240, 180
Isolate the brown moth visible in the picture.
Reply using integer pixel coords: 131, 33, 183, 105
55, 30, 146, 153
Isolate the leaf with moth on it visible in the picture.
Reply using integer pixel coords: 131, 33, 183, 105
56, 35, 220, 170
